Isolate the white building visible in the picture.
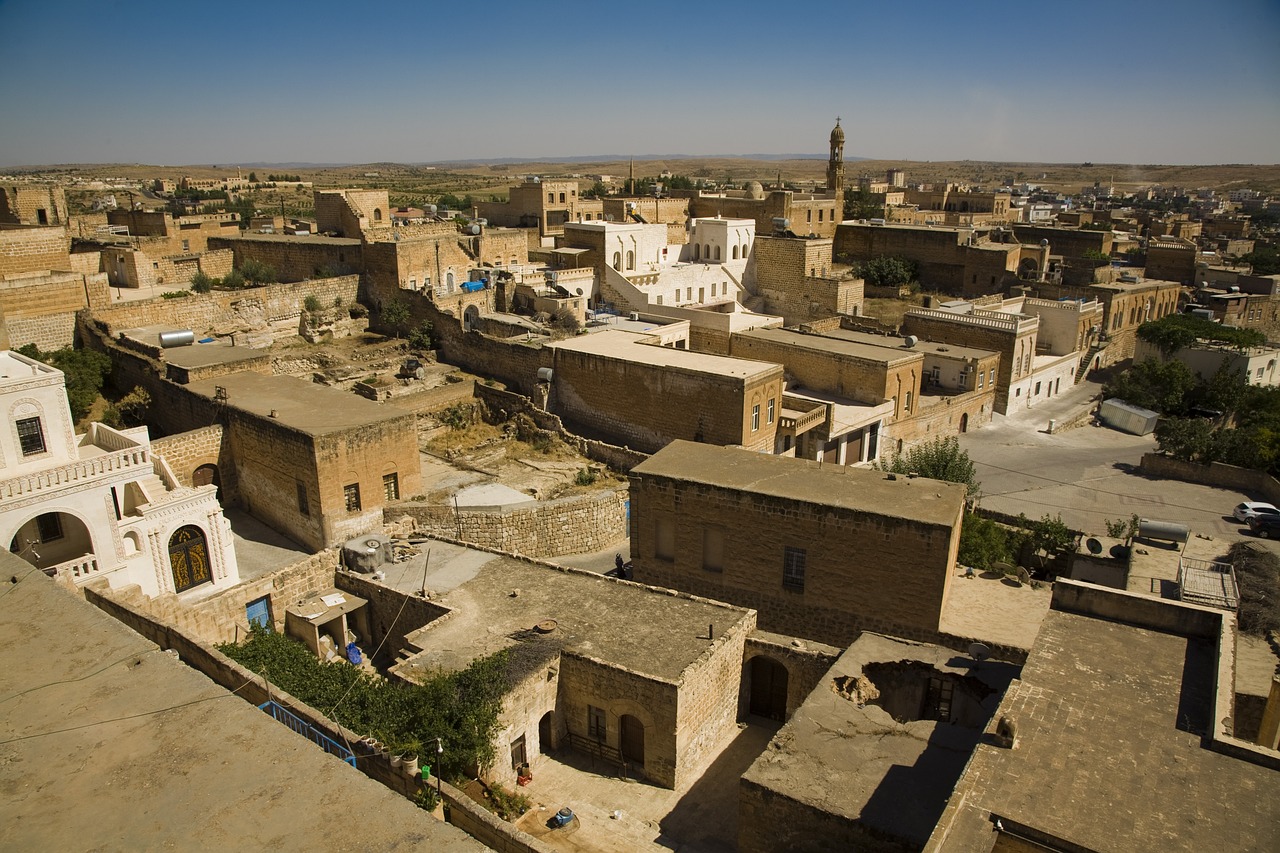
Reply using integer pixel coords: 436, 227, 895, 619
0, 350, 239, 597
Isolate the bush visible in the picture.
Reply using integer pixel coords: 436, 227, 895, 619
1226, 542, 1280, 636
303, 294, 322, 313
439, 403, 472, 431
191, 272, 213, 293
160, 290, 191, 299
959, 512, 1023, 570
574, 467, 597, 486
856, 255, 918, 288
486, 785, 531, 821
239, 258, 277, 285
408, 320, 434, 351
221, 269, 246, 289
879, 436, 980, 498
382, 299, 411, 336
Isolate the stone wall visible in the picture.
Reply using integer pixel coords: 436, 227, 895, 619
150, 425, 226, 487
673, 613, 754, 783
0, 225, 68, 276
630, 471, 962, 648
207, 235, 362, 284
550, 345, 783, 454
890, 390, 996, 449
1139, 452, 1280, 505
739, 777, 899, 853
388, 489, 629, 558
335, 571, 451, 661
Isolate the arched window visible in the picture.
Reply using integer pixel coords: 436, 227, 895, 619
732, 245, 739, 260
626, 250, 634, 270
446, 271, 455, 291
373, 208, 383, 221
169, 525, 211, 593
613, 252, 622, 270
694, 244, 700, 261
714, 245, 721, 261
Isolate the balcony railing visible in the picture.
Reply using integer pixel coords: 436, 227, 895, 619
43, 554, 100, 582
0, 447, 151, 501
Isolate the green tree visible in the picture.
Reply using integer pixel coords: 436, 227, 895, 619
880, 436, 980, 498
407, 320, 433, 351
190, 271, 213, 293
958, 513, 1021, 570
1155, 417, 1216, 462
843, 186, 883, 220
221, 269, 246, 289
856, 255, 918, 288
1242, 244, 1280, 276
239, 258, 277, 285
1103, 358, 1196, 413
247, 172, 257, 182
18, 345, 112, 421
1137, 313, 1265, 356
583, 181, 610, 200
381, 299, 411, 337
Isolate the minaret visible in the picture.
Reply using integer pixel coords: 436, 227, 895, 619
827, 118, 845, 200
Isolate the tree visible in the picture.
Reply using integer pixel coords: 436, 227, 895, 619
1137, 313, 1265, 356
1242, 244, 1280, 276
17, 344, 111, 421
381, 299, 411, 337
407, 320, 433, 351
248, 172, 257, 182
1155, 417, 1216, 462
582, 181, 610, 200
239, 258, 277, 285
856, 255, 918, 288
880, 436, 980, 498
1103, 358, 1196, 414
843, 186, 883, 221
959, 513, 1022, 570
190, 271, 213, 293
104, 386, 151, 428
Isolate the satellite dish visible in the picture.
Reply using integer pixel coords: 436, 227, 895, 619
575, 288, 583, 296
968, 642, 991, 667
1086, 537, 1102, 555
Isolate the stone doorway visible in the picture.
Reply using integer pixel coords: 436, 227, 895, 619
620, 714, 644, 766
747, 656, 789, 721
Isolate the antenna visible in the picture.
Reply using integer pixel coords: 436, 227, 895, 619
968, 642, 991, 668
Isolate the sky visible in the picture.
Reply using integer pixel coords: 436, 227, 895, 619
2, 0, 1278, 167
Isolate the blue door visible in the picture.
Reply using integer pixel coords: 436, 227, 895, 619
246, 596, 271, 630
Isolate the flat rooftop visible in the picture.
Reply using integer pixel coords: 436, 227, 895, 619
396, 552, 752, 682
186, 370, 414, 435
814, 327, 998, 361
743, 633, 1014, 847
549, 329, 780, 380
120, 326, 266, 368
632, 440, 966, 527
0, 349, 59, 385
932, 607, 1280, 851
735, 326, 922, 366
0, 555, 484, 852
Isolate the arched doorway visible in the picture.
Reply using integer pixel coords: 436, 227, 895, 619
748, 656, 789, 721
9, 511, 93, 575
192, 463, 221, 500
168, 525, 212, 593
538, 711, 555, 753
463, 304, 480, 332
619, 714, 644, 766
959, 413, 969, 433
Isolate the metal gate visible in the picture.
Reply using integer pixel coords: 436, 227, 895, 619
258, 701, 356, 767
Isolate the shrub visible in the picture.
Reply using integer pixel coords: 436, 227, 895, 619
303, 294, 322, 313
240, 258, 277, 285
439, 403, 471, 431
190, 272, 213, 293
574, 467, 597, 486
221, 269, 246, 289
408, 320, 434, 351
160, 290, 191, 299
486, 785, 531, 821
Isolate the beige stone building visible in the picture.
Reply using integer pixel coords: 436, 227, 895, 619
0, 185, 68, 226
629, 441, 966, 647
546, 329, 784, 454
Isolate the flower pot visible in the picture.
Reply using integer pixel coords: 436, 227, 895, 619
402, 754, 420, 778
390, 753, 404, 771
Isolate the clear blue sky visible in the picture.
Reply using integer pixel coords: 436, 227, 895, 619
2, 0, 1278, 167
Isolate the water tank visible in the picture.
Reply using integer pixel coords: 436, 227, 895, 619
537, 367, 554, 382
469, 224, 480, 236
341, 534, 392, 573
902, 335, 918, 348
1137, 518, 1189, 544
158, 329, 195, 348
772, 217, 790, 230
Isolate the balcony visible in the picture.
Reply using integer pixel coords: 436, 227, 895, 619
0, 446, 151, 503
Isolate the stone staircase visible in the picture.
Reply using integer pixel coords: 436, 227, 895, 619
1075, 341, 1106, 383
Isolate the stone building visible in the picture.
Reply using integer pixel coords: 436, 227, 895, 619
924, 581, 1280, 852
0, 185, 68, 226
902, 294, 1098, 414
1, 220, 111, 350
1028, 277, 1181, 368
746, 234, 863, 325
392, 550, 757, 790
833, 221, 1032, 297
629, 441, 966, 647
475, 178, 587, 243
1145, 234, 1198, 284
315, 188, 393, 237
546, 329, 784, 454
0, 349, 239, 598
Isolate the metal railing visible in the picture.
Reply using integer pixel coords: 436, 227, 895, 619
258, 700, 356, 767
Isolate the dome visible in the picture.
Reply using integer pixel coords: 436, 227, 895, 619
744, 181, 765, 200
830, 118, 845, 143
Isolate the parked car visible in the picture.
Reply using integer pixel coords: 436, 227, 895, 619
1252, 516, 1280, 539
1234, 502, 1280, 524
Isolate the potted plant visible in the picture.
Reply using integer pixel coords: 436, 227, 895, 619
400, 737, 422, 778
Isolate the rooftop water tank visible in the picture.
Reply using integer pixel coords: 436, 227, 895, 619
158, 329, 194, 348
1137, 518, 1189, 544
341, 534, 392, 573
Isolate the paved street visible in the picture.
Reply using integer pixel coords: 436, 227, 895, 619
957, 379, 1261, 540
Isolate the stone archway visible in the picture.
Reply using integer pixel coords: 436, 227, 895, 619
8, 510, 94, 576
746, 655, 789, 721
620, 714, 644, 766
192, 463, 221, 500
959, 413, 969, 433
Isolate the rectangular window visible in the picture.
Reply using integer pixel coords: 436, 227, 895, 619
181, 239, 189, 252
296, 480, 310, 516
905, 391, 913, 412
783, 546, 806, 591
16, 417, 46, 456
246, 596, 272, 630
655, 516, 675, 560
989, 368, 995, 386
752, 404, 760, 431
383, 472, 400, 501
588, 705, 606, 739
1035, 381, 1042, 395
344, 483, 361, 512
767, 398, 775, 424
36, 514, 63, 543
978, 371, 985, 389
548, 192, 554, 203
702, 527, 724, 573
818, 209, 824, 222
